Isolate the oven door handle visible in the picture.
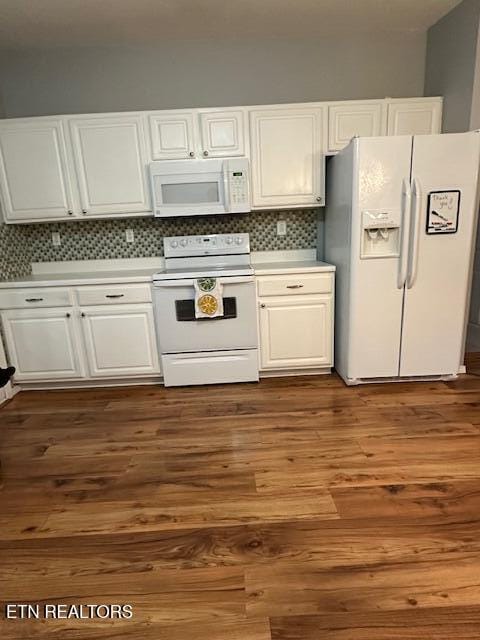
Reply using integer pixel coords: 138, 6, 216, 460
153, 276, 254, 287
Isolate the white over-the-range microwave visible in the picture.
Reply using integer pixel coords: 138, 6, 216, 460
149, 158, 250, 217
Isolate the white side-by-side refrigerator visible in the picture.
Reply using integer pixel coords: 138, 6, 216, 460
324, 132, 480, 384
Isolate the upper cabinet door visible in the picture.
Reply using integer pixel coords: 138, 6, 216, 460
198, 109, 246, 158
387, 98, 443, 136
328, 101, 385, 152
69, 115, 150, 216
148, 111, 196, 160
250, 107, 325, 208
0, 120, 75, 222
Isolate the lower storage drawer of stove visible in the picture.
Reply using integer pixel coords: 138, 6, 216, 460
161, 349, 259, 387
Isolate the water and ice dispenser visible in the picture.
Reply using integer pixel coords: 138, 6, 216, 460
360, 209, 401, 258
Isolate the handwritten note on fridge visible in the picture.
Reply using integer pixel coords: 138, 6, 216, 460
426, 190, 460, 235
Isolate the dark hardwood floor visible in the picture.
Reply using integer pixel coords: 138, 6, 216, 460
1, 373, 480, 638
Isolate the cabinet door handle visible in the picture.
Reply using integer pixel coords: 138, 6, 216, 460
81, 312, 86, 317
66, 312, 71, 318
25, 298, 43, 302
203, 150, 209, 157
189, 151, 195, 157
260, 303, 266, 308
105, 294, 124, 299
286, 284, 304, 289
67, 210, 73, 215
316, 196, 322, 202
82, 209, 87, 215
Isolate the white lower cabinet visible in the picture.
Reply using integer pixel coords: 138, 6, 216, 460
80, 304, 160, 378
1, 307, 84, 381
257, 272, 334, 372
0, 285, 161, 384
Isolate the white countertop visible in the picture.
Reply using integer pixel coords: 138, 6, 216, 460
0, 268, 159, 289
253, 259, 335, 275
0, 251, 335, 289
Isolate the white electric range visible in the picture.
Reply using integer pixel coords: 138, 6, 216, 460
152, 233, 259, 387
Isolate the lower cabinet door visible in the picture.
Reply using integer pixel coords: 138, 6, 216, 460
80, 304, 160, 377
259, 296, 332, 370
1, 307, 84, 381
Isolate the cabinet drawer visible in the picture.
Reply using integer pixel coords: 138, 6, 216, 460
76, 283, 152, 306
0, 287, 72, 309
257, 273, 333, 297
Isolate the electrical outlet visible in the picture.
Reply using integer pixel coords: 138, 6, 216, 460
125, 229, 134, 243
277, 220, 287, 236
52, 232, 61, 246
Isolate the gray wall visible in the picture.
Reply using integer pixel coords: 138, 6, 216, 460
425, 0, 480, 351
425, 0, 480, 132
0, 33, 427, 117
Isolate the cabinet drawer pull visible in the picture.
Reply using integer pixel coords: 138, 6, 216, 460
81, 312, 86, 317
66, 312, 71, 318
286, 284, 304, 289
25, 297, 44, 302
105, 294, 125, 299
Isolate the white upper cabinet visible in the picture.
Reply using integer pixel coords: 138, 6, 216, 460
198, 109, 246, 157
0, 97, 443, 223
0, 119, 75, 222
148, 111, 196, 160
386, 98, 442, 136
69, 114, 150, 216
328, 101, 385, 152
250, 106, 325, 209
148, 108, 246, 160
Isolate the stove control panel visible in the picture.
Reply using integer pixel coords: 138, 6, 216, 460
164, 233, 250, 258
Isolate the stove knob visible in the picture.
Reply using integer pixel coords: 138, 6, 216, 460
180, 238, 188, 247
226, 236, 233, 244
170, 240, 178, 248
235, 236, 243, 245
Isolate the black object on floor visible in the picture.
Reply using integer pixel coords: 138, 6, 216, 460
0, 367, 15, 388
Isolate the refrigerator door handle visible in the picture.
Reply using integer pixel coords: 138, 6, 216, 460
407, 178, 422, 289
397, 178, 412, 289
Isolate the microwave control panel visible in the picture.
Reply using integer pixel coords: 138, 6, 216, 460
225, 159, 250, 211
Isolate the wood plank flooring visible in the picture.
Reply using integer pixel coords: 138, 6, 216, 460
1, 373, 480, 638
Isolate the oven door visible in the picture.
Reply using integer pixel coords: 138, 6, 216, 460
153, 276, 257, 353
151, 170, 227, 217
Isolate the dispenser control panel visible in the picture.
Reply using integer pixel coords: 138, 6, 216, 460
362, 210, 401, 230
361, 209, 401, 259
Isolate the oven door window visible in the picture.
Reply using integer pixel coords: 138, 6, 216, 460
175, 297, 237, 321
162, 181, 220, 205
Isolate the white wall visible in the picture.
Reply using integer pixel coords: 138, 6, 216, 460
0, 33, 427, 117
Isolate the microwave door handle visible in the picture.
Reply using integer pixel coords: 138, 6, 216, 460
223, 164, 231, 213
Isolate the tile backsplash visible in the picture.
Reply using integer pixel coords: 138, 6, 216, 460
0, 209, 319, 280
0, 223, 32, 280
